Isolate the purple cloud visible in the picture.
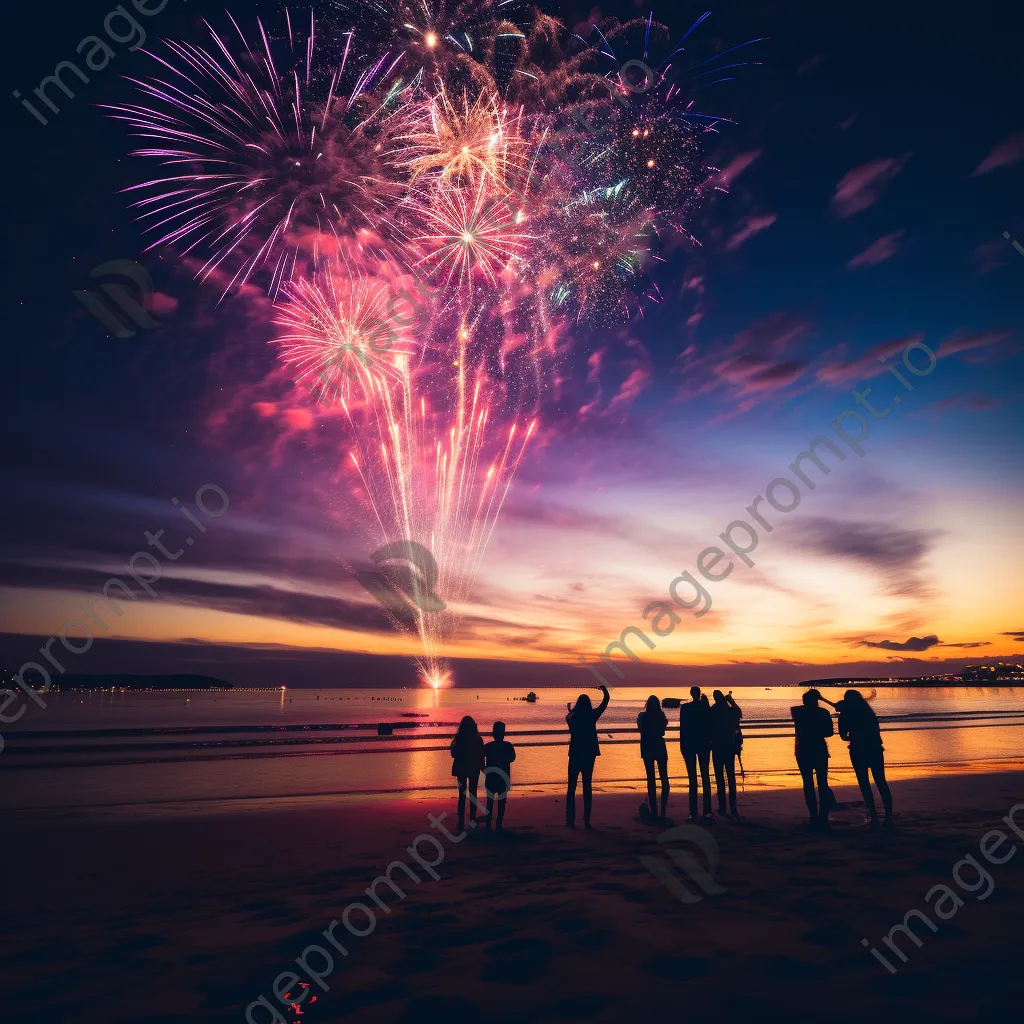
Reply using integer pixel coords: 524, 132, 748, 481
711, 149, 762, 187
676, 312, 812, 413
725, 213, 778, 251
914, 394, 997, 419
815, 331, 922, 386
939, 329, 1014, 364
847, 230, 904, 269
832, 154, 912, 218
856, 635, 941, 652
972, 238, 1010, 276
971, 133, 1024, 177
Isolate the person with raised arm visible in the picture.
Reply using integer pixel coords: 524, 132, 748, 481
565, 683, 610, 828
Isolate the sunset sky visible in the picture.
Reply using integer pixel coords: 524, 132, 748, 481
3, 0, 1022, 687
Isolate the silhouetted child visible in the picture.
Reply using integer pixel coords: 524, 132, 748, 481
483, 722, 516, 829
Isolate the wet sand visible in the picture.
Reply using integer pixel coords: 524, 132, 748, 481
2, 771, 1023, 1023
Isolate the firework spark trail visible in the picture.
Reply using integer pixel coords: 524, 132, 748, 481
110, 3, 751, 686
337, 331, 534, 684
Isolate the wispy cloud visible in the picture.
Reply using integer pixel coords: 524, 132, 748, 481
832, 154, 912, 218
815, 331, 922, 386
724, 213, 778, 251
971, 132, 1024, 177
605, 339, 652, 416
939, 328, 1014, 363
794, 517, 935, 599
972, 238, 1010, 276
675, 312, 812, 412
711, 149, 762, 187
913, 394, 997, 419
847, 230, 904, 269
854, 635, 940, 652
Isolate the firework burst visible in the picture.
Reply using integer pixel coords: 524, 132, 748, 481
273, 266, 419, 402
413, 180, 532, 289
399, 86, 531, 189
106, 13, 410, 297
333, 0, 527, 83
110, 5, 753, 686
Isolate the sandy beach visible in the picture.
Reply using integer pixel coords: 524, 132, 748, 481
3, 771, 1022, 1023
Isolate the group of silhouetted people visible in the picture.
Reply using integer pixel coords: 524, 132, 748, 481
636, 686, 743, 823
451, 685, 893, 833
562, 684, 744, 827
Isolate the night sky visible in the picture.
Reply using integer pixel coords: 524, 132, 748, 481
3, 0, 1022, 688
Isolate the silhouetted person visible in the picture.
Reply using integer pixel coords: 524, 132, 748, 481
679, 686, 713, 821
566, 684, 610, 828
710, 689, 742, 818
483, 721, 516, 830
837, 689, 893, 828
791, 689, 834, 831
637, 694, 669, 821
450, 715, 485, 832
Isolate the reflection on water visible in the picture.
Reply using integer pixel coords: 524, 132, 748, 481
2, 686, 1022, 812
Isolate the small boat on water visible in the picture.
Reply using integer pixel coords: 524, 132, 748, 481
525, 691, 538, 703
661, 697, 681, 708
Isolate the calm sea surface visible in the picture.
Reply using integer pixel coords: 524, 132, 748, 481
3, 685, 1023, 814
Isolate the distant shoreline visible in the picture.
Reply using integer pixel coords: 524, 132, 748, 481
46, 673, 236, 692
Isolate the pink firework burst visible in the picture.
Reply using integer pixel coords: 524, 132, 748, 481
105, 14, 409, 298
273, 265, 420, 402
412, 181, 532, 289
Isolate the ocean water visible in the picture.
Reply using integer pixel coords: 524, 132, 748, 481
3, 685, 1023, 814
